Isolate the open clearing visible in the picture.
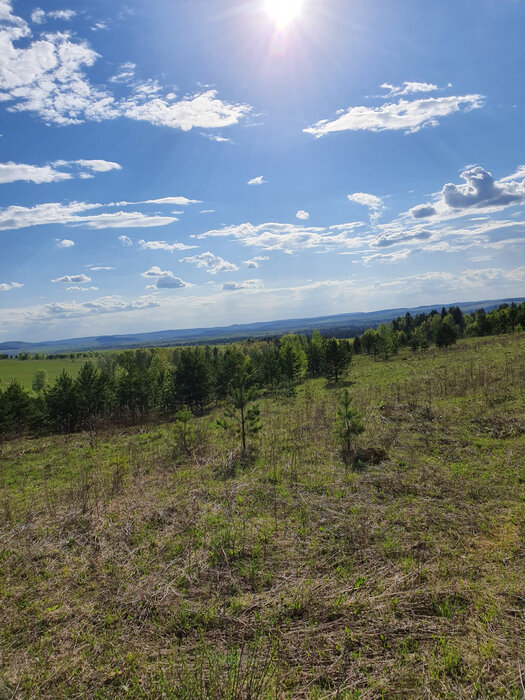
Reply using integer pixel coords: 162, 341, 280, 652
0, 358, 86, 391
1, 334, 524, 698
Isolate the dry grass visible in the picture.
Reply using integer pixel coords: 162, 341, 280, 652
0, 334, 524, 698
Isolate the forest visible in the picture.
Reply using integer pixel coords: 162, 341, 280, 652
1, 301, 524, 440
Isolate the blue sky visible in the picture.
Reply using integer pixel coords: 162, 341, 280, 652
0, 0, 524, 342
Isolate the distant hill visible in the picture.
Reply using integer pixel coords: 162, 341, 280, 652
1, 297, 524, 355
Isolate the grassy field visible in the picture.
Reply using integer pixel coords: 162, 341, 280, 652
1, 334, 524, 698
0, 357, 86, 390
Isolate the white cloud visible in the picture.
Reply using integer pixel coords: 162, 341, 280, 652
362, 249, 411, 265
88, 265, 114, 271
0, 200, 180, 231
247, 175, 266, 186
31, 9, 76, 23
0, 159, 121, 183
120, 89, 251, 131
71, 159, 121, 172
141, 196, 201, 206
118, 234, 133, 246
304, 94, 484, 136
55, 238, 74, 248
409, 165, 525, 220
222, 279, 264, 291
0, 5, 251, 130
380, 81, 439, 96
109, 62, 135, 83
200, 209, 215, 214
348, 192, 384, 223
0, 281, 23, 291
180, 251, 238, 274
0, 161, 72, 183
74, 211, 177, 229
52, 273, 91, 284
296, 210, 310, 220
66, 285, 98, 292
138, 239, 197, 252
141, 266, 192, 289
30, 8, 45, 24
196, 221, 368, 254
243, 255, 270, 268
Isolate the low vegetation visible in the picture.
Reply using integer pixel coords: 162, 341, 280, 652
1, 331, 524, 698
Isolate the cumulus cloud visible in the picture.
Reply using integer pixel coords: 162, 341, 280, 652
55, 238, 74, 248
52, 273, 91, 284
409, 165, 525, 219
180, 251, 238, 274
118, 234, 133, 246
304, 94, 484, 136
138, 239, 197, 252
222, 279, 264, 290
296, 210, 310, 220
120, 89, 251, 131
247, 176, 266, 186
243, 255, 270, 269
348, 192, 384, 224
380, 81, 439, 96
0, 281, 23, 291
141, 266, 192, 289
0, 4, 252, 130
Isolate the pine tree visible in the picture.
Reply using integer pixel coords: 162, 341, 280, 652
335, 389, 364, 455
217, 363, 261, 455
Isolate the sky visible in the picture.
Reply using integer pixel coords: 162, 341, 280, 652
0, 0, 524, 342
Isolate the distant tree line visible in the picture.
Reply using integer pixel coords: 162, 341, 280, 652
1, 302, 523, 440
351, 302, 525, 359
0, 334, 352, 439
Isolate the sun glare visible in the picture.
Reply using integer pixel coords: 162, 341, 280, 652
265, 0, 304, 30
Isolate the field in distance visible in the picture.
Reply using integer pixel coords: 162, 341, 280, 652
0, 357, 86, 390
1, 333, 524, 698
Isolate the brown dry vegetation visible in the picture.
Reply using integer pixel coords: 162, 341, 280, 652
1, 334, 524, 699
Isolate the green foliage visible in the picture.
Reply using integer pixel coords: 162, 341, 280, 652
334, 389, 364, 455
173, 407, 196, 456
322, 337, 352, 383
217, 361, 262, 455
31, 369, 48, 395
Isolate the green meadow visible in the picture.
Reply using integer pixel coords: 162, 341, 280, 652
0, 357, 86, 390
1, 334, 524, 698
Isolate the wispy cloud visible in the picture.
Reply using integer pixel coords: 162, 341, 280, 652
222, 279, 264, 290
247, 175, 266, 186
348, 193, 384, 224
380, 81, 439, 96
0, 281, 23, 291
304, 94, 484, 136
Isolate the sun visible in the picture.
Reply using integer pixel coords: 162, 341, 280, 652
265, 0, 304, 30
